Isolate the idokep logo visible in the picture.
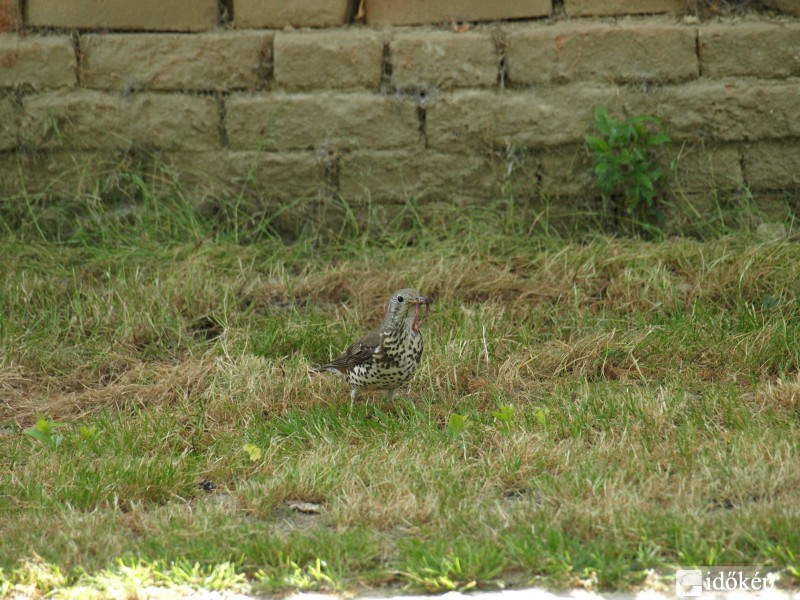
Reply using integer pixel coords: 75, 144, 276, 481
676, 569, 703, 597
676, 568, 778, 596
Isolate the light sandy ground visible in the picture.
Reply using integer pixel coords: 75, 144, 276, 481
386, 590, 800, 600
117, 587, 800, 600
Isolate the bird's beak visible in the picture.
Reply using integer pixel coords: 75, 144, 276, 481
410, 296, 431, 333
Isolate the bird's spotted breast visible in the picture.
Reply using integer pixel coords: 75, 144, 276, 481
347, 331, 423, 391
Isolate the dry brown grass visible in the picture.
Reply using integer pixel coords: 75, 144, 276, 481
0, 358, 216, 426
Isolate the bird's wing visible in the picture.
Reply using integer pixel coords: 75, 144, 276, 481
317, 328, 383, 373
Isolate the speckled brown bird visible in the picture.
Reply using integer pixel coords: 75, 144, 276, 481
312, 289, 432, 402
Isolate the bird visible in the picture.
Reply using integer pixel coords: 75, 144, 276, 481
312, 288, 432, 402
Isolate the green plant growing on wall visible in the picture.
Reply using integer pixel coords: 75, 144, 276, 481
585, 106, 672, 237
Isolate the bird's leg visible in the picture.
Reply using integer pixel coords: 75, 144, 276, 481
386, 389, 396, 403
350, 387, 359, 406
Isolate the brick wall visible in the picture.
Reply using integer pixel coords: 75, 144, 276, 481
1, 0, 799, 213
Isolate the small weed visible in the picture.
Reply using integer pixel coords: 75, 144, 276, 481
446, 413, 467, 438
6, 559, 67, 595
254, 556, 339, 593
766, 546, 800, 582
242, 443, 263, 462
492, 404, 516, 433
586, 106, 672, 237
161, 559, 246, 591
78, 426, 102, 456
23, 418, 65, 450
64, 558, 247, 598
400, 554, 477, 593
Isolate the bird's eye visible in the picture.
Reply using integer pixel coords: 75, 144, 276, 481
397, 295, 404, 303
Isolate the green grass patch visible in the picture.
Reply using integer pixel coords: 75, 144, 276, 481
1, 188, 800, 597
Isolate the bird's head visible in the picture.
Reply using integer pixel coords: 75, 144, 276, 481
383, 288, 431, 332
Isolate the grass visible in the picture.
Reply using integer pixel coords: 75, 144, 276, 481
1, 176, 800, 597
